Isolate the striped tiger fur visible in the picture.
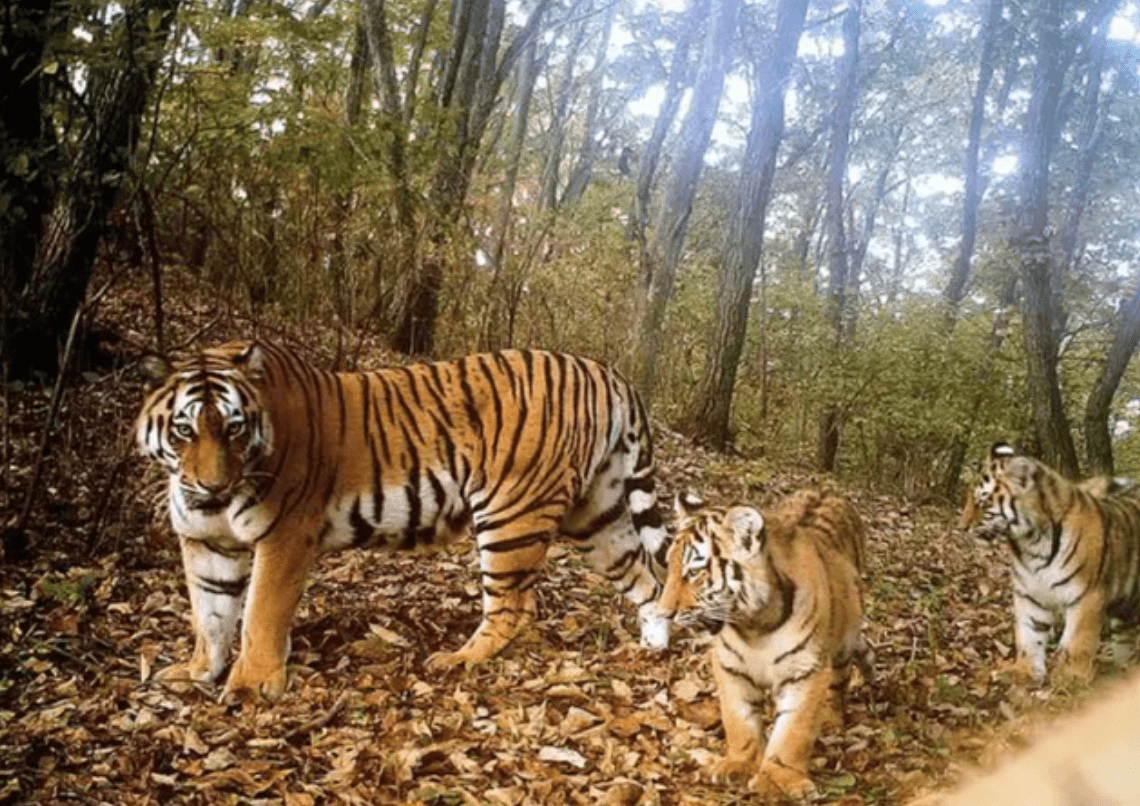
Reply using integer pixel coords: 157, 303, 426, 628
657, 489, 869, 800
960, 442, 1140, 685
136, 340, 670, 699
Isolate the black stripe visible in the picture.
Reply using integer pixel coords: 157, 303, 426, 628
479, 531, 550, 554
196, 576, 249, 597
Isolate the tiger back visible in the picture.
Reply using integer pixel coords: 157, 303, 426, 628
137, 340, 671, 699
658, 489, 868, 800
960, 442, 1140, 684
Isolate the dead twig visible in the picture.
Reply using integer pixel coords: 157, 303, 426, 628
282, 690, 351, 741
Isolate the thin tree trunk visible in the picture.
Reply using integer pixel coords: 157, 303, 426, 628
1057, 15, 1109, 280
483, 36, 541, 350
633, 0, 742, 403
818, 1, 861, 473
1085, 282, 1140, 475
683, 0, 809, 448
944, 0, 1002, 309
626, 0, 703, 248
539, 18, 588, 211
1014, 0, 1077, 477
561, 1, 615, 206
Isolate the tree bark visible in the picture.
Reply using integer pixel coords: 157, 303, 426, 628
683, 0, 809, 449
633, 0, 742, 402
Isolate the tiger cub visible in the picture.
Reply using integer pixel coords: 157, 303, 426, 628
658, 489, 869, 800
136, 341, 671, 699
960, 442, 1140, 685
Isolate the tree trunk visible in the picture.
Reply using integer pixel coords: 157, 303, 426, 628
393, 0, 549, 355
633, 0, 742, 403
626, 0, 703, 249
1085, 283, 1140, 475
943, 0, 1002, 309
3, 0, 180, 378
818, 1, 861, 473
0, 0, 57, 341
539, 15, 588, 211
683, 0, 809, 449
1057, 14, 1109, 279
561, 1, 616, 207
1014, 0, 1078, 477
483, 35, 541, 350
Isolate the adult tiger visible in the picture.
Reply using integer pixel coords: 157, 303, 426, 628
960, 442, 1140, 685
657, 489, 869, 800
136, 340, 671, 699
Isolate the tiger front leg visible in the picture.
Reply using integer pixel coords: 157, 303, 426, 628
223, 528, 316, 700
750, 665, 832, 801
158, 536, 250, 687
1005, 590, 1052, 685
1054, 592, 1104, 687
425, 516, 552, 671
708, 648, 763, 782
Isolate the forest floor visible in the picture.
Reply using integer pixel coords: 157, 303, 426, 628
0, 269, 1128, 805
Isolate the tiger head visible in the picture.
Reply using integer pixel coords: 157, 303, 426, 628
136, 342, 273, 511
657, 492, 770, 633
959, 442, 1018, 539
960, 442, 1073, 542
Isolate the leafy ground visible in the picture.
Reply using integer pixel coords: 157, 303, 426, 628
0, 271, 1125, 805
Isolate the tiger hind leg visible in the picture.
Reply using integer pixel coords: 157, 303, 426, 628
425, 511, 554, 671
1107, 617, 1137, 668
1054, 593, 1104, 687
563, 454, 670, 649
158, 536, 250, 688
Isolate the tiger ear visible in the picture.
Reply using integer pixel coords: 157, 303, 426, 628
675, 491, 705, 518
138, 354, 173, 391
990, 441, 1016, 459
232, 342, 269, 381
1004, 457, 1036, 491
726, 506, 765, 557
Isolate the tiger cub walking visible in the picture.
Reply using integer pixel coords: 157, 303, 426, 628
658, 489, 869, 800
136, 341, 671, 699
960, 442, 1140, 685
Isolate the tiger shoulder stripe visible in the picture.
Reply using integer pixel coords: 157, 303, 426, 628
657, 488, 869, 799
960, 441, 1140, 684
136, 340, 670, 699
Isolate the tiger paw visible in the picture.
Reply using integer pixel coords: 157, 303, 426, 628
995, 657, 1043, 686
709, 755, 757, 783
222, 659, 288, 701
424, 649, 478, 672
1052, 657, 1095, 690
750, 762, 817, 802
